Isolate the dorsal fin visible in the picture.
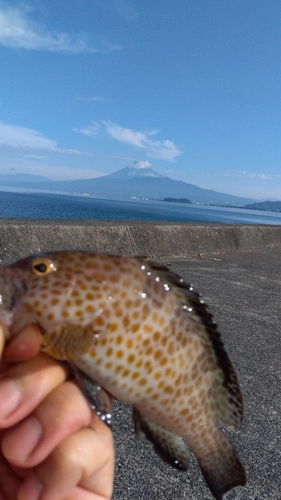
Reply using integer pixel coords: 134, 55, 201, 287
139, 258, 243, 428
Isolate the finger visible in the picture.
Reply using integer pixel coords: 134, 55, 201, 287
0, 431, 21, 500
2, 380, 93, 467
0, 354, 69, 428
3, 324, 43, 363
18, 418, 114, 500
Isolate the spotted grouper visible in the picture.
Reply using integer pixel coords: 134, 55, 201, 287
0, 251, 246, 499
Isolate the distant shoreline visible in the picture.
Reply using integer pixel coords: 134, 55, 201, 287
1, 186, 280, 214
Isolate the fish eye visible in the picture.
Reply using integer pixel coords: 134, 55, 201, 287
31, 258, 56, 275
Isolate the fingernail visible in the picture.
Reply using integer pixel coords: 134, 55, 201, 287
18, 473, 42, 500
0, 379, 22, 420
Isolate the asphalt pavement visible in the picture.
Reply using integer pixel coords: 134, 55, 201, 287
111, 247, 281, 500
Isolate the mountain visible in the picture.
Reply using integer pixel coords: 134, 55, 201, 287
244, 200, 281, 212
105, 165, 162, 179
0, 173, 51, 185
0, 166, 256, 206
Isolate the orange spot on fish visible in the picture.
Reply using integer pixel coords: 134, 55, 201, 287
154, 350, 162, 360
139, 378, 147, 386
95, 317, 105, 327
123, 316, 130, 328
110, 274, 120, 283
153, 332, 160, 341
144, 324, 152, 333
164, 385, 173, 394
103, 263, 113, 272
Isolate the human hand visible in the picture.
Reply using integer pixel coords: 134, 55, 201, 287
0, 324, 114, 500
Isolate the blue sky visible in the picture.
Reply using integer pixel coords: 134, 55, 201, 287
0, 0, 280, 199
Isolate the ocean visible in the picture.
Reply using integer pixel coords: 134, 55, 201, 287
1, 189, 281, 225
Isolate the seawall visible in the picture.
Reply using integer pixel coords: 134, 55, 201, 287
0, 219, 281, 262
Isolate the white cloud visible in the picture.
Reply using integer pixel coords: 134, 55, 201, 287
208, 170, 281, 181
235, 170, 280, 181
74, 122, 100, 137
74, 121, 182, 162
132, 161, 152, 169
0, 121, 56, 148
103, 121, 182, 162
77, 96, 109, 102
0, 122, 98, 158
0, 4, 120, 53
0, 121, 136, 167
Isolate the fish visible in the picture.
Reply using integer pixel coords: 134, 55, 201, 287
0, 251, 246, 499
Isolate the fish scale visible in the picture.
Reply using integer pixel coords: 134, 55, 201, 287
0, 250, 246, 499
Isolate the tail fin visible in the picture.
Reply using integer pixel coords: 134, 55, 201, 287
198, 443, 246, 500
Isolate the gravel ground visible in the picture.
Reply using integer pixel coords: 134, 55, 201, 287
111, 247, 281, 499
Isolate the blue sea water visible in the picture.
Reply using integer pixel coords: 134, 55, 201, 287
1, 189, 281, 225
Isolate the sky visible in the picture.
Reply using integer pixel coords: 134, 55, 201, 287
0, 0, 281, 200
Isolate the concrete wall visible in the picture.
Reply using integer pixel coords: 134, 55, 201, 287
0, 219, 281, 263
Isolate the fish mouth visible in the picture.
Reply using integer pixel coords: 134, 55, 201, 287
0, 270, 28, 338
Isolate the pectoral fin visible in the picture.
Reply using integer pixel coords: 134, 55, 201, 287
41, 324, 94, 360
73, 367, 112, 427
133, 408, 189, 471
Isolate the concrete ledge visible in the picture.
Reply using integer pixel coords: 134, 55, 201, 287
0, 219, 281, 262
